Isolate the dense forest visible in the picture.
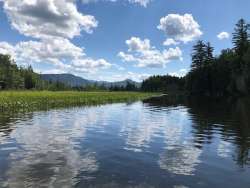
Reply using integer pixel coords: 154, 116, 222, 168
141, 75, 185, 93
142, 18, 250, 96
0, 54, 77, 91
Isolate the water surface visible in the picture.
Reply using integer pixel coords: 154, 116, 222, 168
0, 97, 250, 188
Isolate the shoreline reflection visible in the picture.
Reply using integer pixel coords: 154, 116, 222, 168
0, 97, 249, 188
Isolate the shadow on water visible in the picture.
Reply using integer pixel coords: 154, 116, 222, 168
143, 96, 250, 167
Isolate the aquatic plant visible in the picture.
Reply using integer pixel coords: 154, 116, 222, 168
0, 91, 156, 112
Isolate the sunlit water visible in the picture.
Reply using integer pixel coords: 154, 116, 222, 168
0, 97, 250, 188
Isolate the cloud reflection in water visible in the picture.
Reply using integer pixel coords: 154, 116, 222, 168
2, 109, 99, 187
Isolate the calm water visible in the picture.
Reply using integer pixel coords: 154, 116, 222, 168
0, 97, 250, 188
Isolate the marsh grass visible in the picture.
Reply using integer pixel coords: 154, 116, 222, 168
0, 91, 156, 112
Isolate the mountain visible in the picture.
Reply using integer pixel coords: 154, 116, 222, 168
97, 79, 141, 88
41, 74, 94, 87
41, 74, 141, 88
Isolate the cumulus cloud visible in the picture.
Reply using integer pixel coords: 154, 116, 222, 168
72, 58, 111, 72
81, 0, 151, 7
126, 37, 151, 52
98, 71, 150, 82
118, 37, 182, 68
41, 69, 67, 74
0, 0, 112, 74
217, 32, 230, 40
0, 38, 111, 73
127, 71, 150, 81
0, 42, 16, 58
2, 0, 98, 39
158, 14, 202, 43
169, 68, 187, 77
163, 38, 179, 46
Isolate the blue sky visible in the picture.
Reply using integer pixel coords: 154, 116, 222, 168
0, 0, 249, 81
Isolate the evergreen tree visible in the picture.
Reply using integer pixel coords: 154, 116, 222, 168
232, 19, 250, 57
191, 40, 207, 70
0, 53, 72, 91
23, 65, 36, 89
0, 54, 23, 89
205, 42, 214, 63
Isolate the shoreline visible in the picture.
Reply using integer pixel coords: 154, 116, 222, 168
0, 91, 157, 112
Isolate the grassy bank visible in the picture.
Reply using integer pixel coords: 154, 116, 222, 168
0, 91, 156, 112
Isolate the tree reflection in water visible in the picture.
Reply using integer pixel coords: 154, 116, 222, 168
144, 96, 250, 168
0, 98, 249, 188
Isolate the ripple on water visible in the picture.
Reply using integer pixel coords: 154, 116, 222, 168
0, 99, 250, 188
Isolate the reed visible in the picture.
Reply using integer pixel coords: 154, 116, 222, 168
0, 91, 156, 112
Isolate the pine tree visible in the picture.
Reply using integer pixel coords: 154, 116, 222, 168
24, 65, 35, 89
191, 40, 207, 70
232, 19, 250, 57
206, 42, 214, 63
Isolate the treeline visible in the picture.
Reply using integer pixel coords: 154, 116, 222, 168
0, 54, 139, 91
0, 54, 74, 91
141, 75, 185, 93
142, 19, 250, 96
70, 83, 139, 92
109, 82, 139, 91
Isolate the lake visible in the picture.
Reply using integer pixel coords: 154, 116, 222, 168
0, 96, 250, 188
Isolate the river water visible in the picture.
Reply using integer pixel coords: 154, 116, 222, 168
0, 97, 249, 188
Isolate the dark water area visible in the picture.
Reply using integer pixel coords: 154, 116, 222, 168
0, 97, 250, 188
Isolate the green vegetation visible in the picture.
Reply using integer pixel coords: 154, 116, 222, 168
142, 18, 250, 97
0, 52, 155, 112
0, 91, 156, 112
186, 18, 250, 96
109, 82, 139, 91
141, 75, 185, 93
0, 54, 72, 91
0, 54, 140, 91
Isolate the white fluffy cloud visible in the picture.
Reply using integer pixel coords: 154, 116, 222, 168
158, 14, 202, 43
97, 71, 150, 82
126, 37, 151, 52
118, 37, 182, 68
169, 68, 187, 77
81, 0, 151, 7
0, 0, 112, 74
163, 38, 179, 46
2, 0, 98, 39
0, 38, 111, 73
217, 32, 230, 40
127, 71, 150, 81
0, 42, 16, 58
72, 58, 111, 73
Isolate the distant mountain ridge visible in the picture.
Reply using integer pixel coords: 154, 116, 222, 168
41, 74, 141, 88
